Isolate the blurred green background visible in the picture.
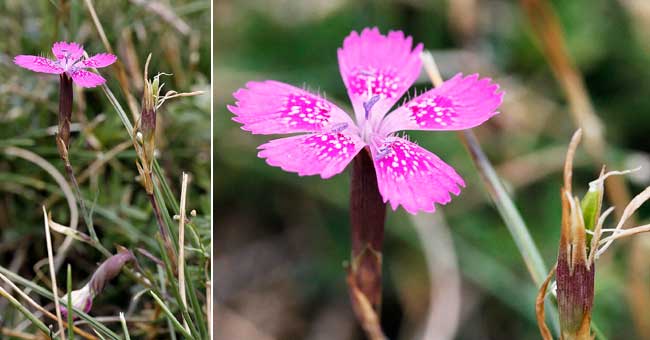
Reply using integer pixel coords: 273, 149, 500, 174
0, 0, 210, 336
215, 0, 650, 339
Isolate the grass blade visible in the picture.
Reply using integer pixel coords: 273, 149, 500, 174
150, 291, 193, 339
67, 264, 75, 340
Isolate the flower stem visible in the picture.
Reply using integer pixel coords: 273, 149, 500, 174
421, 51, 560, 333
460, 131, 548, 284
348, 147, 387, 340
57, 74, 99, 243
459, 130, 560, 334
58, 74, 73, 151
64, 161, 97, 240
148, 192, 177, 268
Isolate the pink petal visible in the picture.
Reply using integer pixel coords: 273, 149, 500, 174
371, 137, 465, 214
258, 132, 365, 179
381, 73, 504, 134
52, 41, 84, 61
228, 80, 357, 135
78, 53, 117, 69
13, 55, 64, 74
70, 69, 106, 88
337, 27, 423, 124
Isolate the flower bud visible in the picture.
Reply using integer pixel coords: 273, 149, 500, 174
60, 250, 134, 317
541, 130, 604, 340
60, 284, 93, 318
140, 76, 157, 144
89, 250, 135, 295
555, 130, 598, 339
135, 55, 159, 194
556, 191, 595, 339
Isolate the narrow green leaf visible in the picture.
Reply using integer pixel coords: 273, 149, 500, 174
120, 312, 131, 340
150, 291, 193, 339
67, 264, 74, 340
0, 285, 50, 335
0, 265, 121, 340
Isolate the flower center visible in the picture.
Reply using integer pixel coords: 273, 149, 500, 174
360, 95, 381, 144
363, 95, 380, 120
57, 49, 80, 72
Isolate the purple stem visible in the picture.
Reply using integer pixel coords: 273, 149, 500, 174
349, 147, 386, 312
147, 192, 177, 267
58, 74, 73, 151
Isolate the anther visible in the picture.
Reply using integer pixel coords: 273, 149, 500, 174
328, 122, 349, 133
374, 144, 392, 160
363, 95, 380, 119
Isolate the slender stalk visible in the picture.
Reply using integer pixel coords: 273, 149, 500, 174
64, 162, 98, 241
120, 313, 131, 340
178, 172, 189, 332
0, 286, 50, 335
206, 277, 212, 339
460, 132, 549, 284
348, 147, 386, 340
156, 239, 200, 338
67, 265, 74, 340
148, 193, 170, 241
460, 129, 561, 332
150, 291, 193, 339
148, 192, 177, 267
43, 206, 66, 340
422, 52, 560, 333
423, 53, 549, 284
57, 74, 99, 245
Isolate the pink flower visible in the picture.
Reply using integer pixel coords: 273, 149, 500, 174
14, 41, 116, 88
60, 285, 93, 319
59, 250, 134, 318
228, 28, 504, 214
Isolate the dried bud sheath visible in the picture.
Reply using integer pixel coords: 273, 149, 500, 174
556, 191, 595, 340
135, 57, 176, 268
349, 148, 386, 313
555, 130, 595, 340
140, 77, 157, 161
89, 250, 135, 295
137, 76, 158, 195
57, 74, 73, 160
556, 255, 594, 339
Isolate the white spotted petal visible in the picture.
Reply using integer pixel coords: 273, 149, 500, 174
337, 27, 423, 126
229, 80, 356, 135
258, 132, 364, 179
371, 137, 465, 214
381, 73, 503, 134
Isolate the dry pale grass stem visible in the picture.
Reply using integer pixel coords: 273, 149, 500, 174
536, 264, 557, 340
42, 206, 66, 340
178, 172, 190, 333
